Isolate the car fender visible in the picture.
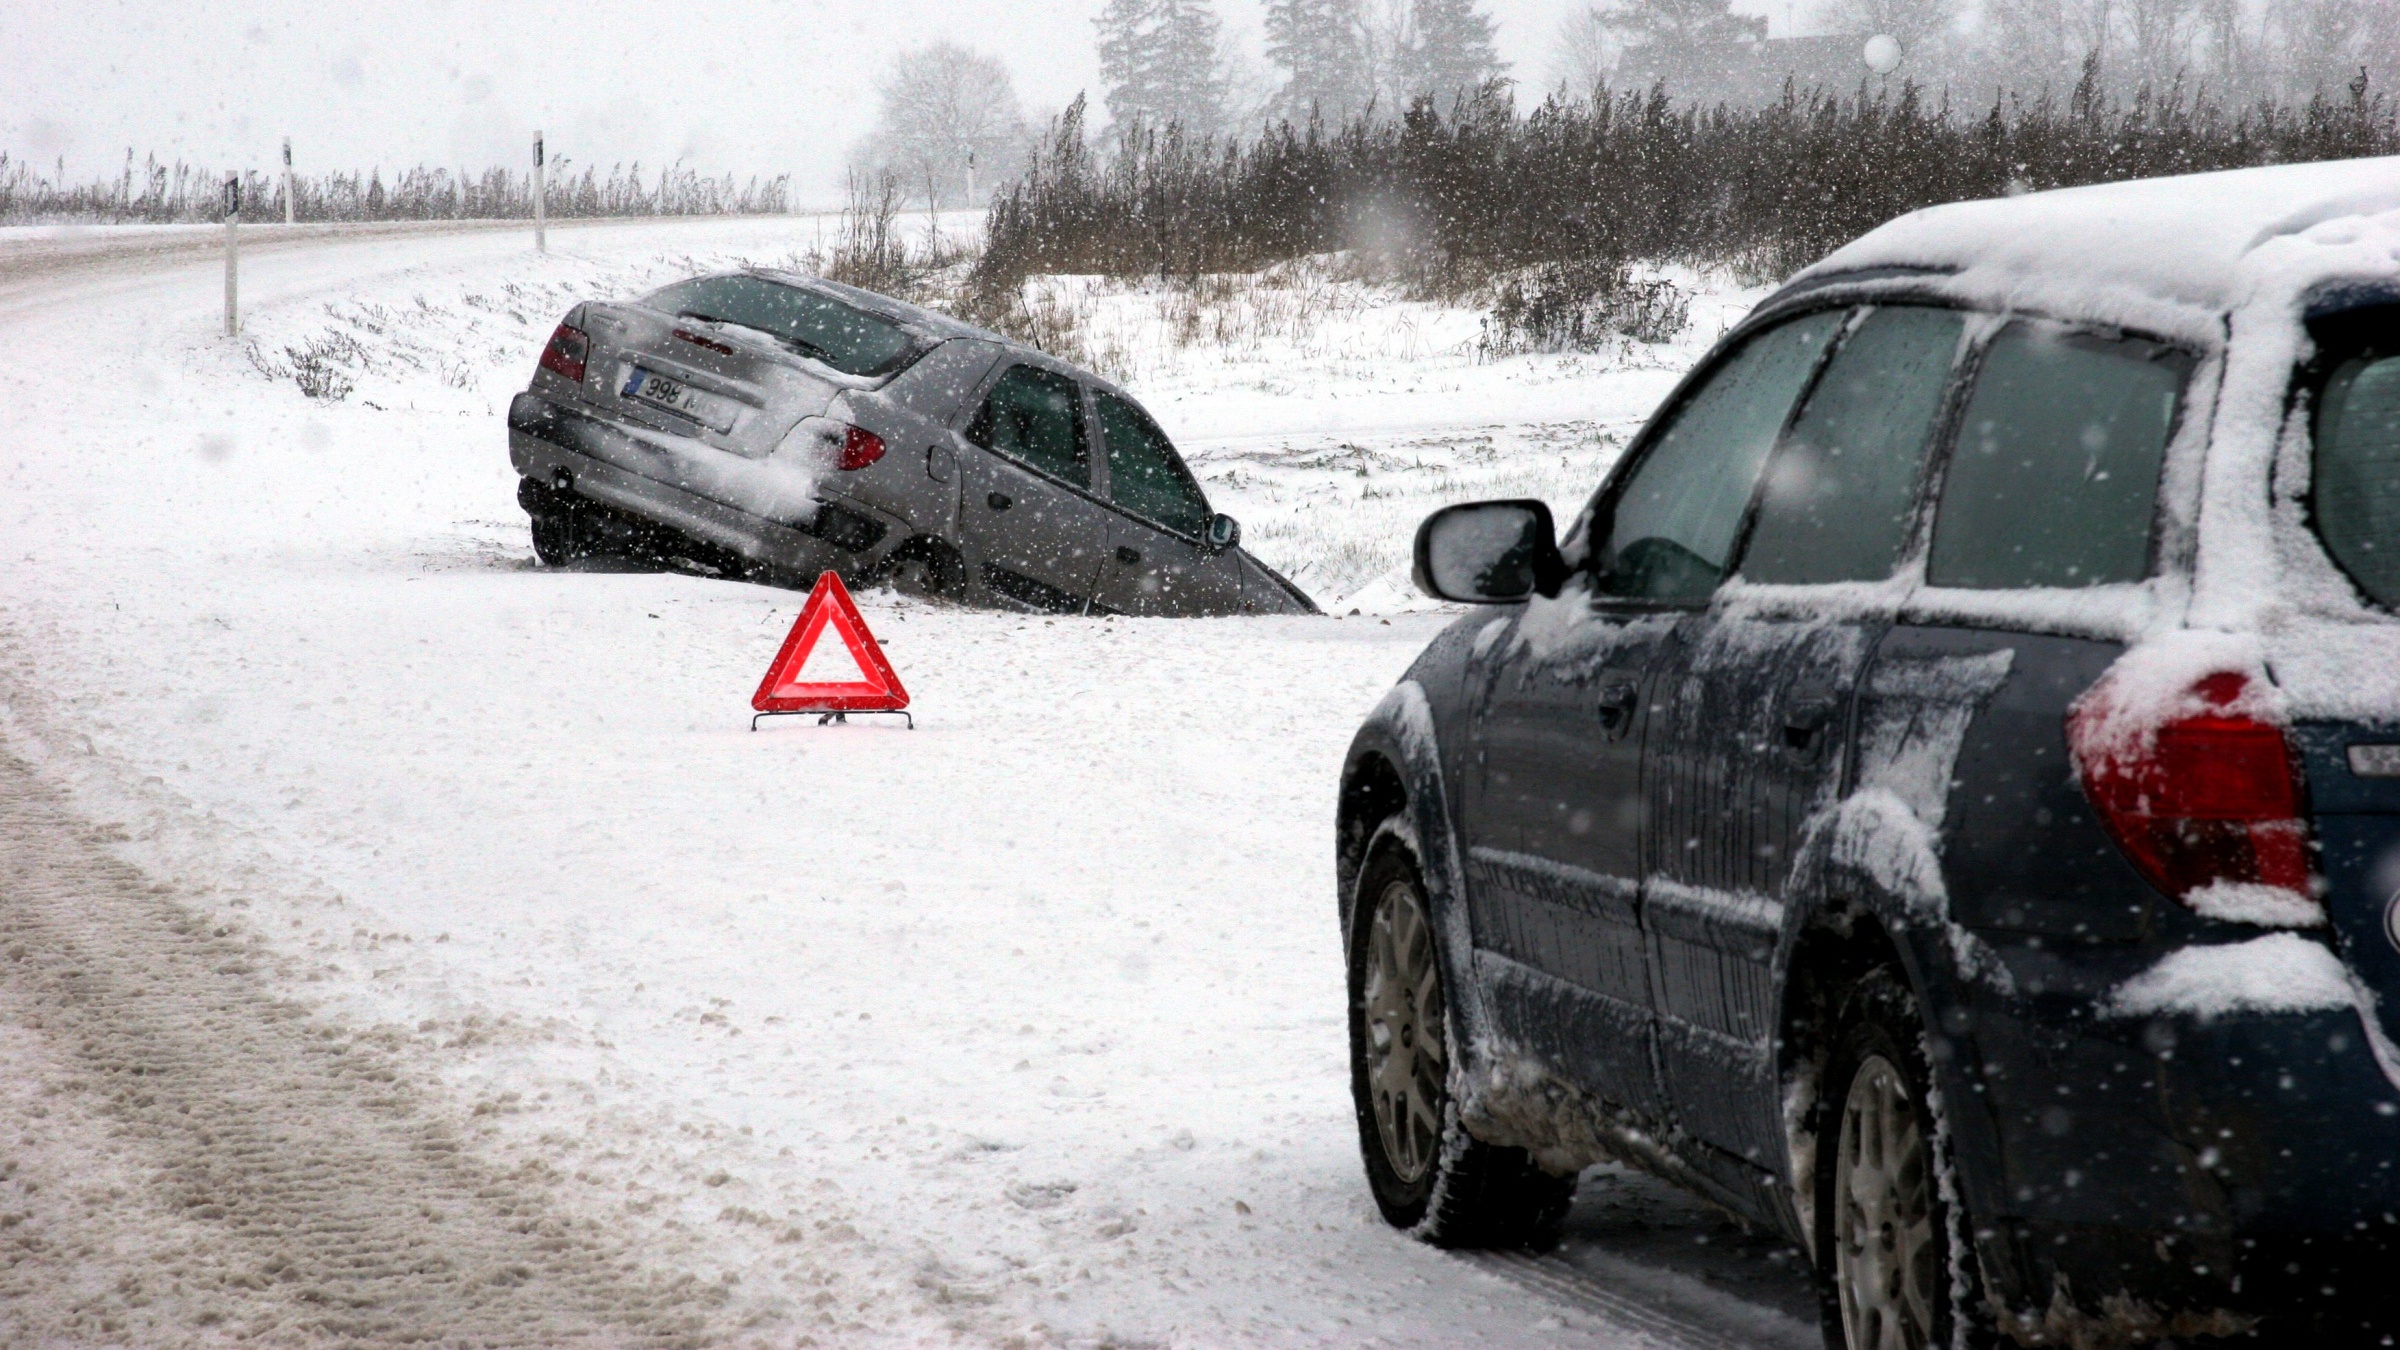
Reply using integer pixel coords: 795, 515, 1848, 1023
1771, 783, 2016, 1266
1342, 681, 1500, 1087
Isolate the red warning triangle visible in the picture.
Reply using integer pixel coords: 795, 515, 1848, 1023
752, 572, 910, 713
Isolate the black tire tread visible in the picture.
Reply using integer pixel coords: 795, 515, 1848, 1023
1349, 829, 1575, 1252
1815, 966, 1998, 1350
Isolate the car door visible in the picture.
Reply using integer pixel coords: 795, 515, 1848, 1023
1085, 387, 1244, 616
1638, 304, 1970, 1171
1461, 307, 1847, 1124
954, 362, 1113, 613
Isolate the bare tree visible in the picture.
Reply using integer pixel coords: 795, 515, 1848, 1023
2120, 0, 2203, 88
1814, 0, 1959, 51
2267, 0, 2399, 98
1613, 0, 1766, 47
851, 43, 1028, 210
1554, 5, 1618, 94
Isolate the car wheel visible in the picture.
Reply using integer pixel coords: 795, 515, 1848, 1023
876, 546, 961, 600
1821, 970, 1989, 1350
528, 508, 579, 565
1349, 835, 1574, 1249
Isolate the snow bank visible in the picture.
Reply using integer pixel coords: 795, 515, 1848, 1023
2105, 933, 2352, 1018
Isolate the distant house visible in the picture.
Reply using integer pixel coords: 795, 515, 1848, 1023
1615, 35, 1877, 107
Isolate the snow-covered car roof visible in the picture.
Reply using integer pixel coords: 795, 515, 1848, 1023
1783, 156, 2400, 341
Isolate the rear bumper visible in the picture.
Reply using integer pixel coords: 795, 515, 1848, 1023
1944, 937, 2400, 1335
506, 391, 900, 575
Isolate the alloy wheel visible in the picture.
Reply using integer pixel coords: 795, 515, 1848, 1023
1363, 878, 1446, 1184
1835, 1053, 1941, 1350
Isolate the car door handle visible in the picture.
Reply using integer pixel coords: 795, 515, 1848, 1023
1116, 546, 1141, 564
1596, 677, 1640, 739
987, 492, 1012, 511
1782, 697, 1838, 755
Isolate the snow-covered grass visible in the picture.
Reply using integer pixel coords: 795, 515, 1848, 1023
0, 219, 1773, 1346
1003, 259, 1764, 608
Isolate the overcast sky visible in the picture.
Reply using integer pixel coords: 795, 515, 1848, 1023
3, 0, 1799, 203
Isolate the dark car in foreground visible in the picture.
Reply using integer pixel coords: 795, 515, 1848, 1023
504, 269, 1313, 616
1337, 157, 2400, 1346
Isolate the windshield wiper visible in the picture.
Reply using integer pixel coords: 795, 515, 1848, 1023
678, 311, 836, 365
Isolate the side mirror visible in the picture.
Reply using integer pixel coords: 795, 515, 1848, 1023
1203, 512, 1241, 554
1413, 499, 1564, 603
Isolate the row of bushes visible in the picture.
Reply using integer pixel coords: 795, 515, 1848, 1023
0, 154, 789, 224
973, 67, 2400, 300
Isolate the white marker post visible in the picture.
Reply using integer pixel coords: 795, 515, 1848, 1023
533, 131, 547, 253
282, 138, 295, 225
222, 175, 240, 337
965, 151, 976, 210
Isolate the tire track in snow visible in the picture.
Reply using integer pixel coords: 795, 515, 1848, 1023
1462, 1249, 1819, 1350
0, 746, 737, 1347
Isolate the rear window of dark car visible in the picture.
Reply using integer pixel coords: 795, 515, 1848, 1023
2313, 340, 2400, 608
1927, 323, 2190, 589
641, 274, 922, 378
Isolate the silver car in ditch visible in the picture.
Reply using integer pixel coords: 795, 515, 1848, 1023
505, 269, 1315, 616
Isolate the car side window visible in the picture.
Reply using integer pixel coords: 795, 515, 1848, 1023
1592, 309, 1844, 601
1740, 306, 1965, 585
1928, 323, 2191, 589
1094, 390, 1212, 538
967, 365, 1091, 489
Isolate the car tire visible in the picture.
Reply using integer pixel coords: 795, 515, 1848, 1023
520, 477, 590, 567
1348, 833, 1574, 1249
876, 544, 963, 600
1818, 968, 1994, 1350
528, 508, 580, 566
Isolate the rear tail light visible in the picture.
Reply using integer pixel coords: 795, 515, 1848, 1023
2070, 671, 2314, 907
539, 321, 589, 384
838, 425, 886, 471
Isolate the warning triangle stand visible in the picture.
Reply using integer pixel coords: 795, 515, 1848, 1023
750, 571, 913, 730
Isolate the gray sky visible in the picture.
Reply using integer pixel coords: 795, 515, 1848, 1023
2, 0, 1792, 203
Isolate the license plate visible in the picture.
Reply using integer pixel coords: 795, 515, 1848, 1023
622, 367, 735, 432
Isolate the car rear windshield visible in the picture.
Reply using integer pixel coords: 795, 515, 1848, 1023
640, 275, 922, 378
2313, 330, 2400, 609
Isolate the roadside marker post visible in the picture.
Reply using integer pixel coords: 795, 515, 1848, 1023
282, 138, 294, 225
222, 175, 239, 336
533, 132, 547, 254
750, 572, 912, 730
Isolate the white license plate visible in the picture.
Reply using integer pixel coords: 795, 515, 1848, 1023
622, 367, 735, 432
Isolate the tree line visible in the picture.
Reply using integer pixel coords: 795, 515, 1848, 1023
0, 153, 789, 224
969, 68, 2400, 305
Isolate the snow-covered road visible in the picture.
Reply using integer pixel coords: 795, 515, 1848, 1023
0, 219, 1815, 1347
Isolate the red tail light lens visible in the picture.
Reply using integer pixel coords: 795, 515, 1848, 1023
539, 321, 589, 384
2070, 673, 2312, 902
838, 425, 886, 471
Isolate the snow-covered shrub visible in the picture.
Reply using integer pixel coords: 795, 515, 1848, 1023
1477, 260, 1690, 357
244, 333, 361, 401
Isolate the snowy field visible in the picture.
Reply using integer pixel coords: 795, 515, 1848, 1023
0, 217, 1808, 1346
